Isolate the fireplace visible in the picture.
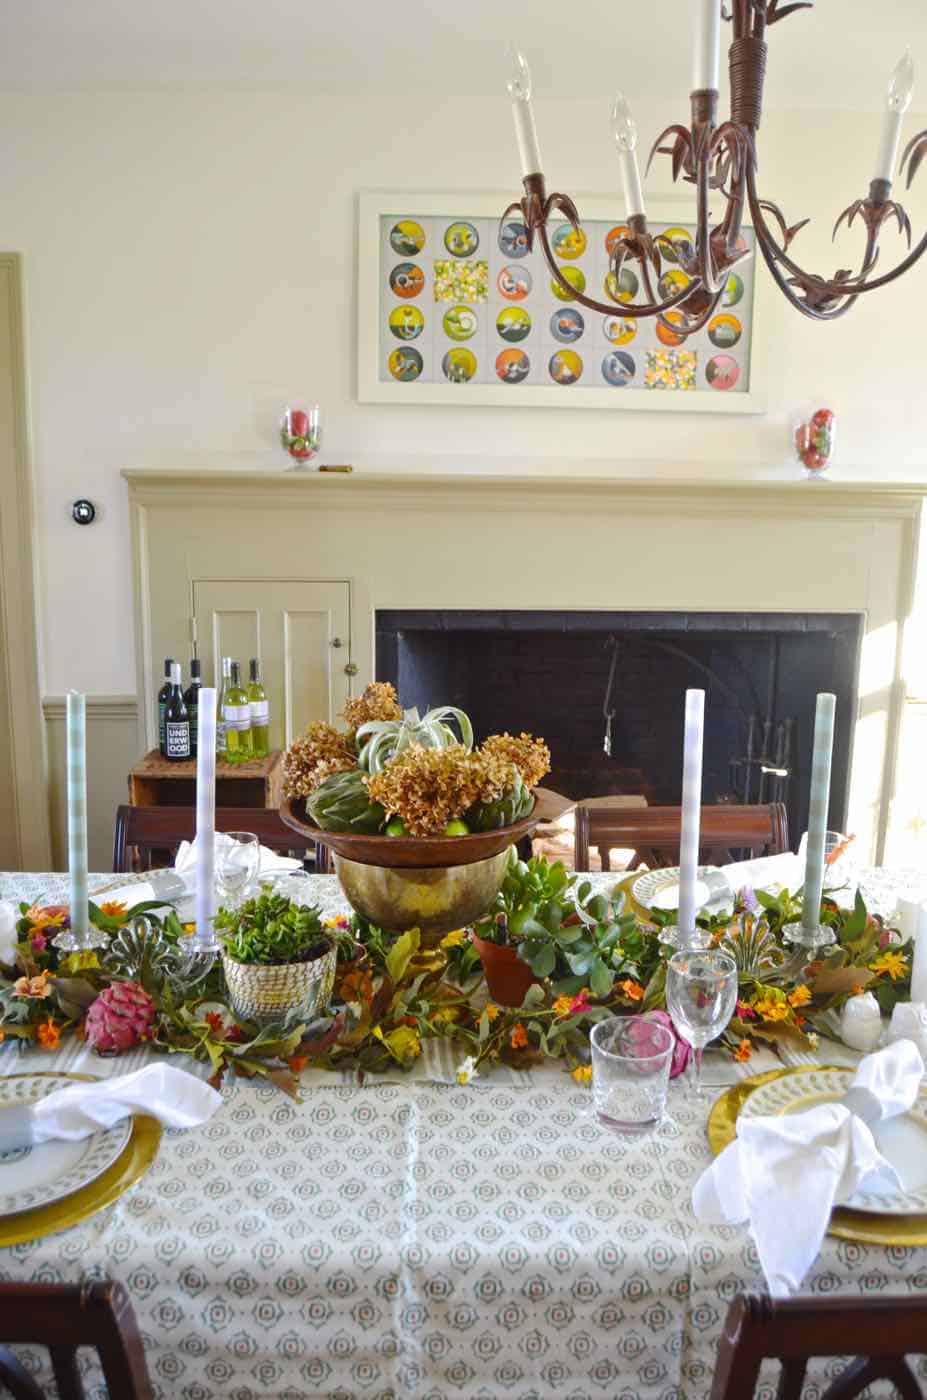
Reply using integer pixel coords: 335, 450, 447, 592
376, 609, 862, 841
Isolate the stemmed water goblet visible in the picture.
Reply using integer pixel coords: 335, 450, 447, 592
216, 832, 261, 909
665, 949, 738, 1097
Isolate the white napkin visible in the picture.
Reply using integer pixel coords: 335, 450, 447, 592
0, 1063, 222, 1153
174, 835, 300, 889
0, 901, 18, 966
692, 1039, 924, 1296
721, 851, 804, 897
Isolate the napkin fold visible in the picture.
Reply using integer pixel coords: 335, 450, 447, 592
692, 1039, 924, 1296
0, 1063, 222, 1153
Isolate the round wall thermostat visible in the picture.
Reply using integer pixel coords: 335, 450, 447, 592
72, 499, 96, 525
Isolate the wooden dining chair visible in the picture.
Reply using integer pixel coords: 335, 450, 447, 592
112, 803, 331, 874
710, 1292, 927, 1399
0, 1279, 151, 1399
574, 801, 789, 872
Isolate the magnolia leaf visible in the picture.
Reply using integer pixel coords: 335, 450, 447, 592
840, 890, 868, 941
384, 928, 421, 985
749, 1019, 815, 1051
52, 977, 98, 1010
811, 966, 874, 997
267, 1067, 303, 1101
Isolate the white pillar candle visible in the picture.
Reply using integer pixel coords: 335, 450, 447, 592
690, 0, 721, 91
507, 47, 543, 178
874, 51, 914, 184
66, 691, 88, 941
194, 687, 218, 949
801, 693, 836, 936
911, 902, 927, 1004
678, 689, 705, 938
611, 93, 646, 219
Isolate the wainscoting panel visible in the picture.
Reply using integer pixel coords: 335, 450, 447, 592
43, 695, 141, 873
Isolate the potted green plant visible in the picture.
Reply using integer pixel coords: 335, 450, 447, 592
215, 890, 336, 1025
470, 853, 573, 1006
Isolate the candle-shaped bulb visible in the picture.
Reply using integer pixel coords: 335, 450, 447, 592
874, 50, 915, 183
887, 50, 915, 114
610, 92, 638, 153
611, 91, 646, 219
506, 42, 543, 178
506, 44, 532, 102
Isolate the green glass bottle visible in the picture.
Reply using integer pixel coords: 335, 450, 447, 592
184, 658, 201, 759
222, 661, 254, 765
157, 658, 174, 757
247, 658, 269, 759
216, 656, 231, 760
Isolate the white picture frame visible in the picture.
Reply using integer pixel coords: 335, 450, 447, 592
357, 189, 766, 414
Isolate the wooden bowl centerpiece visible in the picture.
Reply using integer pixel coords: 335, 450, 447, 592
279, 797, 541, 945
279, 686, 552, 947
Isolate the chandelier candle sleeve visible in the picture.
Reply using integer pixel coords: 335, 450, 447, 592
801, 692, 837, 935
66, 691, 88, 942
611, 93, 646, 219
507, 46, 543, 178
690, 0, 720, 92
874, 51, 915, 184
194, 686, 218, 951
678, 689, 705, 938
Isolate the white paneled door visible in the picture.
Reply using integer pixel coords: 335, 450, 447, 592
192, 580, 352, 748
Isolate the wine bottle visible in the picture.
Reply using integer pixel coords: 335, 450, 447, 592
184, 658, 201, 759
223, 661, 254, 765
247, 658, 269, 759
216, 656, 232, 759
157, 658, 174, 757
164, 663, 191, 761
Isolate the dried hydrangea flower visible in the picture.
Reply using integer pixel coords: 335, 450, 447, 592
283, 722, 356, 798
480, 732, 551, 789
365, 744, 512, 837
341, 682, 402, 730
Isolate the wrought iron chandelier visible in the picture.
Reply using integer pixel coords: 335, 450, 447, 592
504, 1, 926, 337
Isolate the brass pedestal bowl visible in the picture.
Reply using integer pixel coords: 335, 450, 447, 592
279, 797, 541, 947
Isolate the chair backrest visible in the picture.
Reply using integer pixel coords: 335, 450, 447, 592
574, 802, 789, 872
711, 1292, 927, 1400
113, 804, 331, 874
0, 1279, 151, 1400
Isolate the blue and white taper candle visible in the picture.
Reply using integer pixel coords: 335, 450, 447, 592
66, 690, 88, 941
678, 689, 705, 939
802, 692, 836, 934
194, 687, 218, 949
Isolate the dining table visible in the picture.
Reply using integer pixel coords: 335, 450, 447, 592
2, 864, 927, 1400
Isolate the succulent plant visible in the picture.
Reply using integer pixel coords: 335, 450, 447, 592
306, 769, 386, 834
215, 891, 327, 966
355, 705, 474, 775
84, 981, 157, 1055
466, 769, 534, 831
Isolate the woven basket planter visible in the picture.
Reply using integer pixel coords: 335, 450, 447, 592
221, 940, 337, 1026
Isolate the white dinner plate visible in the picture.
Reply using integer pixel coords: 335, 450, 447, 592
632, 866, 732, 916
741, 1067, 927, 1216
0, 1074, 131, 1217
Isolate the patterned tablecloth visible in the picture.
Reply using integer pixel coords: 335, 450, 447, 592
1, 870, 926, 1400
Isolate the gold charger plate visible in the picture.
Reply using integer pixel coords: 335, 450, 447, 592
0, 1073, 162, 1248
707, 1065, 927, 1248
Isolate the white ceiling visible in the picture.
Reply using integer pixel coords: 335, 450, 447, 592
0, 0, 923, 110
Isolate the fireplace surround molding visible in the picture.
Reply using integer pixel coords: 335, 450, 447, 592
124, 469, 925, 863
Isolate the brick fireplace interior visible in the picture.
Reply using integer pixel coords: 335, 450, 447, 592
376, 610, 863, 841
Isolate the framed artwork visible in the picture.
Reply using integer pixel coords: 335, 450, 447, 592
357, 190, 765, 413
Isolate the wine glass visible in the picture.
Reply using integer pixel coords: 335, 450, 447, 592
280, 405, 321, 469
216, 832, 261, 907
665, 949, 738, 1097
798, 829, 858, 900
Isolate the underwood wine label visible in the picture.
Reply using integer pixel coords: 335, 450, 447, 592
165, 721, 191, 759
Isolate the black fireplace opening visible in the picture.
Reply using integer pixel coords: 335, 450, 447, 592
375, 610, 863, 841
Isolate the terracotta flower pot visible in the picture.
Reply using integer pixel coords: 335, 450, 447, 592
471, 933, 538, 1008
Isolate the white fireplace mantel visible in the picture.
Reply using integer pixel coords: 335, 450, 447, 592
124, 468, 925, 862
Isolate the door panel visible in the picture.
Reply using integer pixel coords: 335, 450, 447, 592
193, 580, 351, 749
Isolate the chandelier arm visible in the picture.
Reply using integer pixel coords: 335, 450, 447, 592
535, 220, 702, 321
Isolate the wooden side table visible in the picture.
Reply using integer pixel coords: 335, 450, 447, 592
128, 750, 283, 809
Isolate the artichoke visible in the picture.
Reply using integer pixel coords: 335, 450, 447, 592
306, 769, 386, 834
466, 770, 535, 832
356, 705, 473, 774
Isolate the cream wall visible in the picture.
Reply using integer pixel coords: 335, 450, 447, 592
0, 90, 925, 696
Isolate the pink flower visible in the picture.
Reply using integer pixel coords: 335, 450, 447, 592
640, 1010, 691, 1079
569, 989, 592, 1016
735, 1000, 756, 1022
30, 932, 48, 953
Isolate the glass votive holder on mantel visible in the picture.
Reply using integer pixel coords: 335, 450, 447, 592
280, 405, 321, 470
